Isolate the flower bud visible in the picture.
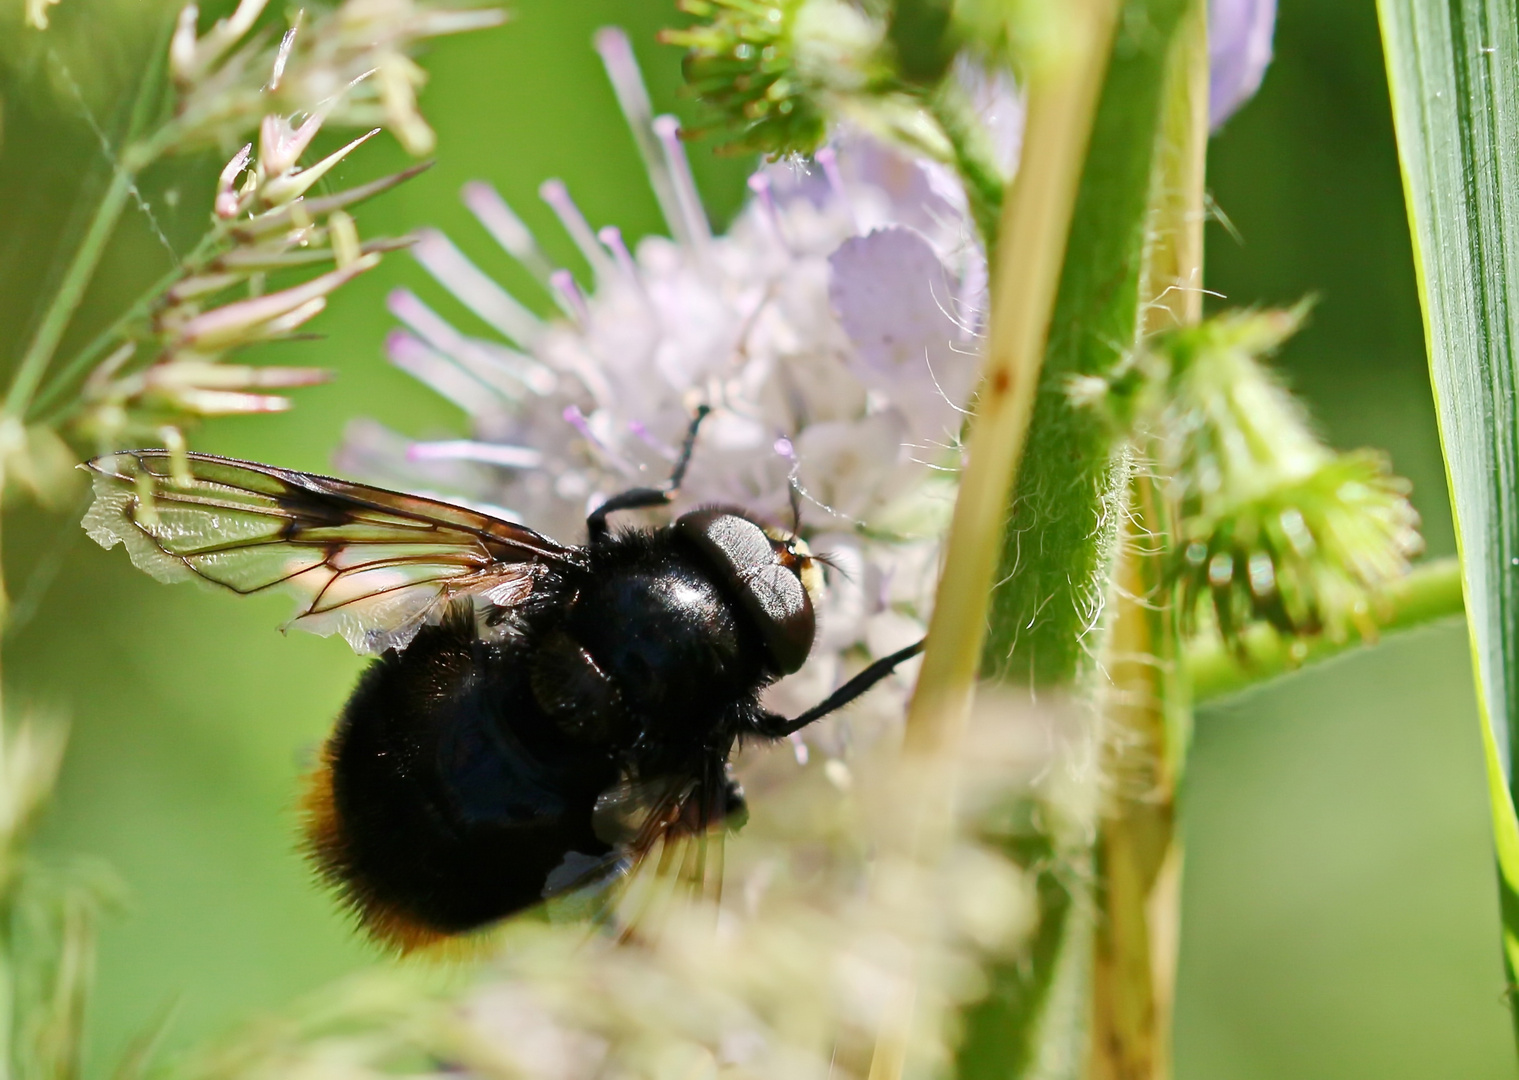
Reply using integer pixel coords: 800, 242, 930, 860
663, 0, 880, 157
327, 211, 363, 268
1133, 307, 1423, 648
25, 0, 63, 31
126, 359, 331, 418
169, 0, 269, 86
215, 144, 253, 219
258, 112, 326, 183
170, 255, 379, 352
377, 53, 435, 156
1177, 452, 1421, 647
144, 360, 330, 393
261, 128, 381, 207
0, 418, 81, 511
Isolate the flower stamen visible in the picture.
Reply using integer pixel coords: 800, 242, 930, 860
653, 115, 714, 252
386, 330, 504, 416
463, 182, 558, 287
746, 172, 792, 250
406, 440, 544, 469
596, 226, 642, 288
539, 179, 615, 284
814, 145, 856, 232
413, 230, 542, 347
594, 27, 691, 246
550, 270, 590, 324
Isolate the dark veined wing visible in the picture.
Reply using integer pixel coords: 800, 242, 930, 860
81, 450, 578, 655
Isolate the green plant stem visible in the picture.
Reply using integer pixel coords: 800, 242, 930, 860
0, 462, 7, 1080
907, 16, 1121, 1072
1186, 557, 1465, 702
979, 0, 1194, 688
30, 232, 220, 424
949, 3, 1194, 1078
4, 13, 176, 428
1085, 4, 1207, 1077
4, 168, 135, 421
0, 930, 11, 1080
904, 0, 1120, 758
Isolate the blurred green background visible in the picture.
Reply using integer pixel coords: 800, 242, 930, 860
0, 0, 1512, 1077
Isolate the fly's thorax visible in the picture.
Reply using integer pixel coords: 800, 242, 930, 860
562, 532, 769, 724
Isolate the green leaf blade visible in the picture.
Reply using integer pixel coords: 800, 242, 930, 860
1380, 0, 1519, 788
1379, 0, 1519, 1045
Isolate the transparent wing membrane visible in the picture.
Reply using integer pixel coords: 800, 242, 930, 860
82, 450, 576, 654
571, 762, 731, 940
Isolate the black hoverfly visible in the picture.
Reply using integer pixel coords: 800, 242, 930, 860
81, 410, 923, 950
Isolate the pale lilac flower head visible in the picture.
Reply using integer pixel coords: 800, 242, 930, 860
1209, 0, 1278, 130
340, 28, 992, 755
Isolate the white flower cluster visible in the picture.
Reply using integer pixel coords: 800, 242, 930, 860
444, 715, 1042, 1080
180, 697, 1072, 1080
340, 28, 993, 757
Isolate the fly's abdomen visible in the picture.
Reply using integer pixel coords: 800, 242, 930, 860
303, 617, 618, 950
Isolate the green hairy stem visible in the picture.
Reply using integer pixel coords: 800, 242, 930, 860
979, 0, 1194, 689
953, 2, 1200, 1078
904, 0, 1120, 755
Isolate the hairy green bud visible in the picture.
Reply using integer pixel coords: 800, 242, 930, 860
663, 0, 892, 156
1081, 305, 1423, 651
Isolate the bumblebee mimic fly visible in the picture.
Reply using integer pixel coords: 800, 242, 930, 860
81, 409, 923, 950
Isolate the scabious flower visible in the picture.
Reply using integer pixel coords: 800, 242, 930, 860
1209, 0, 1277, 130
339, 27, 992, 760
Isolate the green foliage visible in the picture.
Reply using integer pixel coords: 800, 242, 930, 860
887, 0, 958, 83
0, 715, 123, 1080
1378, 0, 1519, 795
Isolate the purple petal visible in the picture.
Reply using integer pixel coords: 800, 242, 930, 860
1209, 0, 1278, 131
828, 227, 975, 444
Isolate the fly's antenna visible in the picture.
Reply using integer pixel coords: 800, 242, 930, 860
669, 403, 711, 491
810, 550, 852, 581
585, 403, 710, 540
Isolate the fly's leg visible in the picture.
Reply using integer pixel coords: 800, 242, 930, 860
752, 639, 926, 739
585, 405, 709, 542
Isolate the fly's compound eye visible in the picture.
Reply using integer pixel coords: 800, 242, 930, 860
674, 509, 816, 675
